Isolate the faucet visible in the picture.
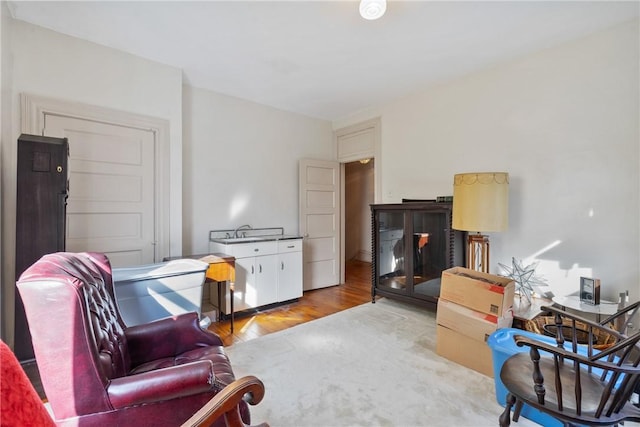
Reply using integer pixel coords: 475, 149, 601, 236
233, 224, 252, 238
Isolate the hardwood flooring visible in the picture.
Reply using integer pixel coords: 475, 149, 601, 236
208, 259, 374, 346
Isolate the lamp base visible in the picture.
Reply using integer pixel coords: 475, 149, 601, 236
467, 234, 490, 273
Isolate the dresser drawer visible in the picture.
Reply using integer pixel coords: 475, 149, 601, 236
278, 239, 302, 253
231, 241, 278, 258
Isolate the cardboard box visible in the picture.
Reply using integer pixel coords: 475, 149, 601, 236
440, 266, 515, 316
436, 298, 513, 341
435, 299, 513, 377
436, 324, 494, 377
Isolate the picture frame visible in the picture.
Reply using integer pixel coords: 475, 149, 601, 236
580, 277, 600, 305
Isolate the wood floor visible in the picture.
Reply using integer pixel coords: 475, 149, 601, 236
209, 259, 374, 346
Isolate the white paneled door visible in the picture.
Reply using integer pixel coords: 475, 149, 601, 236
299, 159, 340, 290
44, 114, 156, 266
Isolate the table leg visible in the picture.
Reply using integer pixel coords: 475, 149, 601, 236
217, 281, 223, 324
230, 282, 234, 333
216, 280, 234, 334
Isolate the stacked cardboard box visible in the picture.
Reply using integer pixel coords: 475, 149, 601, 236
436, 266, 515, 377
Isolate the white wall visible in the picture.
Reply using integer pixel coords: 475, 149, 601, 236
1, 19, 184, 345
337, 19, 640, 302
182, 85, 334, 254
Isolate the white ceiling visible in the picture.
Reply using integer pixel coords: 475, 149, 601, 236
8, 1, 639, 121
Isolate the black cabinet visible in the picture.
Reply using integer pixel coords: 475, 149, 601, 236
14, 134, 69, 361
371, 202, 465, 309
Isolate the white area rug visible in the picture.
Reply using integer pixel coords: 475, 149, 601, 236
226, 298, 538, 427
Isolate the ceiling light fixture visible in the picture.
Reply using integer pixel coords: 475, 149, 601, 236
359, 0, 386, 20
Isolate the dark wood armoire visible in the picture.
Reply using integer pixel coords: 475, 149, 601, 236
371, 201, 466, 310
14, 134, 69, 361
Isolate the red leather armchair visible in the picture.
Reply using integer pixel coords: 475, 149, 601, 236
16, 252, 253, 427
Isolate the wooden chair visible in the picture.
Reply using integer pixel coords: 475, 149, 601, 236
499, 305, 640, 426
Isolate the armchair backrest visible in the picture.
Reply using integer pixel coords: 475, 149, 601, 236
16, 252, 132, 417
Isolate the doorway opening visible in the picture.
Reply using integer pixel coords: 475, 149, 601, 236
344, 158, 375, 292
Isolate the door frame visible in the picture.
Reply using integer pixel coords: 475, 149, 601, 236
335, 117, 381, 283
21, 93, 170, 261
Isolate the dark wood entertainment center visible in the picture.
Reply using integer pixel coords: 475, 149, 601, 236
371, 201, 466, 309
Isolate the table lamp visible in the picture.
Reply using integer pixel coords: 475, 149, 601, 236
452, 172, 509, 273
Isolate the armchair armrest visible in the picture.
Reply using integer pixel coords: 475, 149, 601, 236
126, 312, 223, 364
181, 376, 269, 427
108, 360, 217, 408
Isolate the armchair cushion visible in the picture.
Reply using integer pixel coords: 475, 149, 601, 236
16, 252, 249, 427
125, 313, 223, 364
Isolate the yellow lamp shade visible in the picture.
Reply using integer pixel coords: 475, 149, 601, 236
452, 172, 509, 232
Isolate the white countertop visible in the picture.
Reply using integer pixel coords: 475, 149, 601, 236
209, 227, 301, 244
210, 235, 302, 244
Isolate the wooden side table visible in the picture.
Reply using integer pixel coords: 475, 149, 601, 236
164, 253, 236, 333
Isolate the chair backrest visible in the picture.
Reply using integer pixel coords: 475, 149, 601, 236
16, 252, 132, 418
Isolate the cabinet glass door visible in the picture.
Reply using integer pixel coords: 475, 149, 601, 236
411, 210, 448, 300
376, 211, 405, 292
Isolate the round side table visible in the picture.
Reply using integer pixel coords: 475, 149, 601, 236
552, 295, 619, 322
